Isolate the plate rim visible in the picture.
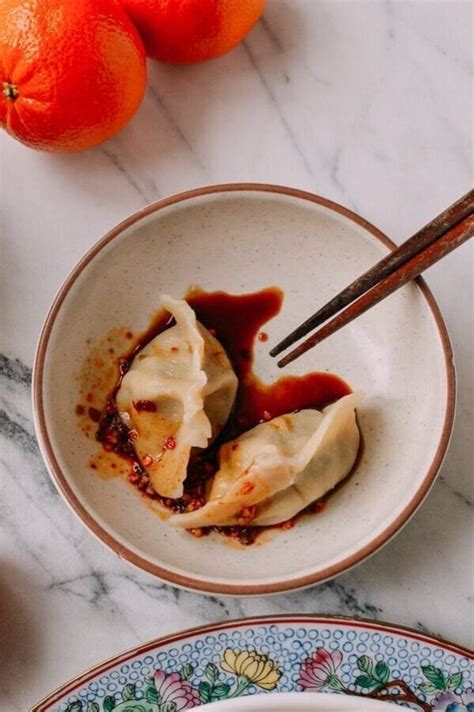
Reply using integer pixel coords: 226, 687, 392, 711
30, 613, 473, 711
32, 182, 456, 595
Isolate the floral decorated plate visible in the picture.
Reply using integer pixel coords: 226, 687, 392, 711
31, 615, 473, 712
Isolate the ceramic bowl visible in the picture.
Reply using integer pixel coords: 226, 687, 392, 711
33, 184, 454, 595
196, 692, 398, 711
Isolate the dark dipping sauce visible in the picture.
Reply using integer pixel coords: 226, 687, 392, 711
96, 287, 353, 545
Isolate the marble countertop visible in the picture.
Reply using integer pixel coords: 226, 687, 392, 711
1, 1, 472, 709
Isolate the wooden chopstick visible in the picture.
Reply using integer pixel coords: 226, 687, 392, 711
270, 190, 474, 358
276, 214, 473, 368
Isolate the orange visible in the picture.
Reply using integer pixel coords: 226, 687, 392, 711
120, 0, 266, 63
0, 0, 147, 152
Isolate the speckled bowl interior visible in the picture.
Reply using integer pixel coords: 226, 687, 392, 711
33, 185, 454, 595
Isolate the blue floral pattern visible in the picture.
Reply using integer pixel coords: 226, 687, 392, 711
33, 617, 473, 711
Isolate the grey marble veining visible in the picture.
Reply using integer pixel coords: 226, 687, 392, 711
0, 1, 472, 709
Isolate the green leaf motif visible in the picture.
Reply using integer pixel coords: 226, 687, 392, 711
122, 684, 135, 702
86, 703, 100, 712
161, 705, 178, 712
146, 686, 158, 704
103, 696, 116, 712
327, 674, 343, 691
419, 683, 439, 695
66, 703, 82, 712
111, 704, 155, 712
355, 674, 379, 690
374, 661, 390, 684
205, 662, 219, 684
448, 672, 463, 691
180, 663, 194, 681
211, 683, 231, 700
161, 704, 179, 712
357, 655, 375, 676
199, 680, 212, 704
421, 665, 447, 691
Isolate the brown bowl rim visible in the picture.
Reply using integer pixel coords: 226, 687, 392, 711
32, 183, 456, 596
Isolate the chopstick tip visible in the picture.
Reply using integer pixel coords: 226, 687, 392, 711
276, 355, 291, 368
270, 336, 298, 357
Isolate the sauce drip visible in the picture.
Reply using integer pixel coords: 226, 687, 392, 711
187, 288, 350, 436
93, 287, 353, 545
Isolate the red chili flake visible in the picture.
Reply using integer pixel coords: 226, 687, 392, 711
129, 429, 139, 440
231, 443, 239, 451
105, 398, 116, 414
237, 528, 259, 546
189, 528, 204, 538
142, 454, 153, 467
88, 407, 101, 423
90, 463, 97, 470
258, 331, 269, 342
262, 410, 272, 421
137, 475, 149, 490
134, 400, 157, 413
237, 505, 257, 525
281, 519, 295, 530
186, 499, 205, 512
125, 331, 133, 339
104, 431, 118, 446
75, 404, 85, 416
165, 436, 176, 450
313, 500, 325, 513
129, 472, 141, 485
239, 481, 255, 495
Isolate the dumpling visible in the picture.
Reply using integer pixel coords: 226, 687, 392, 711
116, 295, 238, 498
169, 392, 360, 528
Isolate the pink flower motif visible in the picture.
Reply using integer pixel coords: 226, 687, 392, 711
299, 647, 343, 691
153, 669, 200, 710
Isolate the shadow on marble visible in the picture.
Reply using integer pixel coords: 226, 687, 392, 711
0, 561, 42, 691
437, 316, 474, 503
22, 3, 314, 206
107, 2, 311, 172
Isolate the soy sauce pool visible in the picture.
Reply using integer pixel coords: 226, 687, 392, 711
94, 287, 353, 545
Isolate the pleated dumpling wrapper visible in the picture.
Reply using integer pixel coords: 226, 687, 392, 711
116, 295, 238, 498
169, 392, 361, 528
